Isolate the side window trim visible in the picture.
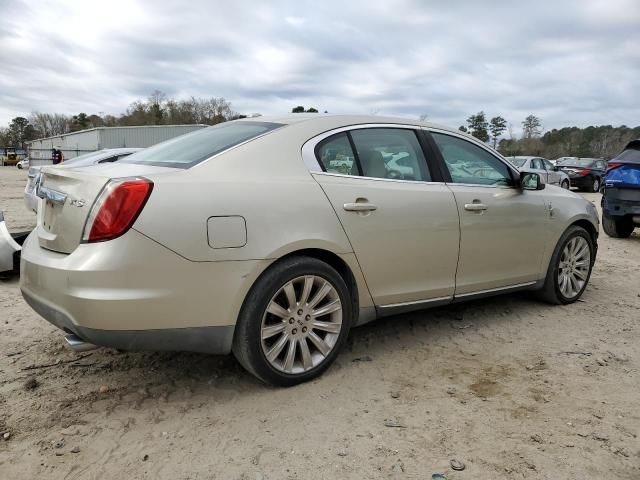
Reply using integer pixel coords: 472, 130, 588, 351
302, 123, 443, 183
423, 127, 520, 187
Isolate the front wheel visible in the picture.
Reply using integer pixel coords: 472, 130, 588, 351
537, 226, 594, 305
587, 177, 600, 193
561, 179, 569, 189
232, 256, 352, 386
602, 213, 634, 238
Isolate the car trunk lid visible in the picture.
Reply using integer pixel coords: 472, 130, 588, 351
36, 163, 177, 254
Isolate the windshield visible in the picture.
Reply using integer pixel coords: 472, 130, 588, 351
557, 159, 594, 167
121, 121, 284, 168
510, 158, 528, 167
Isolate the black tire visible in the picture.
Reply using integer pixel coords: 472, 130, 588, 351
561, 179, 569, 189
602, 213, 634, 238
586, 176, 600, 193
537, 225, 595, 305
232, 256, 353, 387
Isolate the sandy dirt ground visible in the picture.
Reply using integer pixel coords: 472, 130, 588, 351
0, 166, 638, 479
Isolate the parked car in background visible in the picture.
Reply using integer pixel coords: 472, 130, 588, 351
17, 158, 29, 169
601, 140, 640, 237
0, 211, 29, 275
20, 115, 599, 386
509, 156, 570, 189
24, 148, 142, 213
556, 158, 607, 192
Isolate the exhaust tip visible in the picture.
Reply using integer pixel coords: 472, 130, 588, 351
64, 334, 99, 352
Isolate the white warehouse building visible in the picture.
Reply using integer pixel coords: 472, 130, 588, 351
26, 124, 207, 165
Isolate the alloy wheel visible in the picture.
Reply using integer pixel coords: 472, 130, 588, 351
557, 236, 590, 299
593, 178, 600, 192
260, 275, 343, 374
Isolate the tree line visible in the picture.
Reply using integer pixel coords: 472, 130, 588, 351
0, 90, 242, 147
1, 94, 637, 160
459, 111, 639, 160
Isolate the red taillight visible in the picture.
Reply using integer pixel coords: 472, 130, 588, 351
83, 178, 153, 243
577, 169, 590, 175
607, 162, 622, 171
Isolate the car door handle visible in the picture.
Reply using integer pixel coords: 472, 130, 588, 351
344, 202, 377, 212
464, 202, 488, 212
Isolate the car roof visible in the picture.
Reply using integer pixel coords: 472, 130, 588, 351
235, 113, 463, 136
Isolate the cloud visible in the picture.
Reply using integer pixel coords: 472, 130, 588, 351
1, 0, 639, 132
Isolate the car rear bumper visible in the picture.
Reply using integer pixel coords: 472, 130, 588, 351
20, 228, 272, 354
568, 175, 593, 188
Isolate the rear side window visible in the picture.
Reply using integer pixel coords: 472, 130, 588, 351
350, 128, 431, 181
315, 128, 431, 181
122, 121, 283, 168
431, 132, 513, 186
316, 133, 357, 175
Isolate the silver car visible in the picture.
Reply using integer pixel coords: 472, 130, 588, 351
509, 156, 571, 189
24, 148, 142, 213
20, 116, 599, 386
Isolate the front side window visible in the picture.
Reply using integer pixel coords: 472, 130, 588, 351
543, 159, 555, 170
431, 132, 513, 186
122, 121, 283, 168
350, 128, 431, 181
532, 158, 544, 170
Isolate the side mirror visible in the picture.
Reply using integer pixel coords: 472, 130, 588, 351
520, 171, 545, 190
552, 165, 559, 171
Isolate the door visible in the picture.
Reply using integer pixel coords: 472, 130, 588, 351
311, 127, 460, 306
429, 131, 549, 295
542, 158, 561, 185
530, 158, 551, 183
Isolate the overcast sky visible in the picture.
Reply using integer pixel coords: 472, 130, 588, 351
1, 0, 639, 132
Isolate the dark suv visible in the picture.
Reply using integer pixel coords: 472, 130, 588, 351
557, 158, 607, 192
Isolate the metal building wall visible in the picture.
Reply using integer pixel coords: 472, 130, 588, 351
98, 125, 206, 149
26, 125, 207, 164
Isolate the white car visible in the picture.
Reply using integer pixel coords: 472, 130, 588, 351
16, 158, 29, 169
24, 148, 142, 213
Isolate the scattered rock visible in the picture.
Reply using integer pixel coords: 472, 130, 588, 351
526, 364, 535, 371
390, 391, 400, 399
592, 432, 609, 442
450, 458, 465, 471
55, 452, 64, 457
596, 358, 607, 366
391, 461, 405, 473
54, 440, 65, 449
98, 385, 109, 394
530, 434, 543, 443
3, 432, 10, 441
384, 418, 406, 428
352, 356, 373, 362
23, 377, 39, 391
142, 454, 149, 461
337, 448, 349, 457
446, 387, 456, 395
70, 446, 80, 454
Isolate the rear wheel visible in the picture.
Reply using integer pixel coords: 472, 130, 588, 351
561, 179, 569, 189
602, 213, 634, 238
537, 226, 594, 305
587, 176, 600, 193
232, 256, 352, 386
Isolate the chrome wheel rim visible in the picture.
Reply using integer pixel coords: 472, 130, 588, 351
261, 275, 343, 374
558, 236, 590, 299
593, 178, 599, 191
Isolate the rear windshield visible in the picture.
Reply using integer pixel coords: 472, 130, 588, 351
63, 150, 111, 165
614, 148, 640, 164
121, 121, 284, 168
558, 159, 594, 167
510, 158, 528, 167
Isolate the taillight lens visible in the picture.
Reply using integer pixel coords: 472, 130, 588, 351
82, 177, 153, 243
577, 169, 590, 175
607, 162, 622, 171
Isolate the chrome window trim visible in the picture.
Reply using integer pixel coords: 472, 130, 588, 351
301, 123, 423, 176
424, 127, 521, 187
311, 171, 445, 186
